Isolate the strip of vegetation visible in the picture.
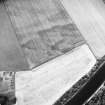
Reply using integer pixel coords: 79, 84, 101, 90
54, 56, 105, 105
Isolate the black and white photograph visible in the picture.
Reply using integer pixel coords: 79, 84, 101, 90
0, 0, 105, 105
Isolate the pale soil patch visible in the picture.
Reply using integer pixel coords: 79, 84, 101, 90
15, 44, 96, 105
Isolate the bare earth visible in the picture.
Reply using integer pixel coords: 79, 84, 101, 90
15, 44, 96, 105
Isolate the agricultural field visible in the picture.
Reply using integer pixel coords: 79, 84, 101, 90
0, 0, 105, 105
5, 0, 85, 69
